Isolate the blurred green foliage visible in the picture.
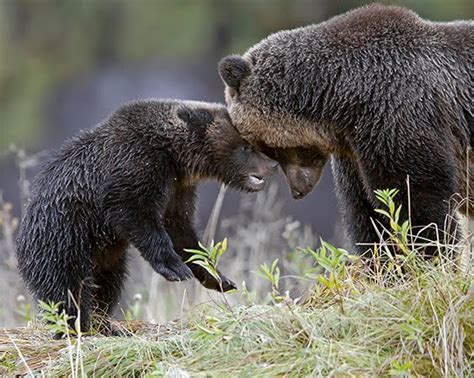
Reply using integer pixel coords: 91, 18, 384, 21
0, 0, 472, 152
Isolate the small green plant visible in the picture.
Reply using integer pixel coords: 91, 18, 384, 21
373, 188, 424, 275
374, 188, 411, 255
185, 238, 229, 289
15, 295, 32, 323
195, 315, 226, 339
301, 239, 358, 311
401, 318, 425, 353
389, 359, 413, 377
240, 280, 259, 305
256, 258, 281, 301
0, 350, 18, 375
302, 240, 355, 291
37, 300, 76, 336
124, 293, 144, 322
37, 300, 85, 375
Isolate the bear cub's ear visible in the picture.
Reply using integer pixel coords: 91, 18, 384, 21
218, 55, 251, 91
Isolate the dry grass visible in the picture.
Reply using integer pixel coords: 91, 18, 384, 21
1, 253, 472, 377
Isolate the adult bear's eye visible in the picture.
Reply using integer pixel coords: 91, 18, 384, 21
241, 145, 251, 152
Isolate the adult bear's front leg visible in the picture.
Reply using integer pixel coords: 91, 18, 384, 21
332, 154, 385, 258
352, 128, 460, 260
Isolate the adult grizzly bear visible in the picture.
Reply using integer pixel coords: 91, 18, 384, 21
16, 100, 278, 334
219, 4, 473, 258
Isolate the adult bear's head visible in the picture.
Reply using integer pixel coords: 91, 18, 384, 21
218, 35, 336, 199
255, 143, 328, 199
219, 51, 331, 199
217, 15, 345, 199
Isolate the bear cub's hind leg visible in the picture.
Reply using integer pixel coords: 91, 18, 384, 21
92, 251, 129, 336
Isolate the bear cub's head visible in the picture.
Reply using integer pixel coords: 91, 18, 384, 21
257, 143, 328, 199
177, 104, 278, 192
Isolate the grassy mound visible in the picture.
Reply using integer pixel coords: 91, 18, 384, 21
2, 256, 472, 377
1, 190, 472, 376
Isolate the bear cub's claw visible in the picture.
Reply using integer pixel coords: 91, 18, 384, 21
191, 265, 237, 292
204, 273, 237, 292
218, 275, 238, 292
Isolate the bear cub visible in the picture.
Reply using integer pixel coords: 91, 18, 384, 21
16, 99, 278, 334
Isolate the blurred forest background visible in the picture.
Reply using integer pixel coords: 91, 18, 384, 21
0, 0, 472, 327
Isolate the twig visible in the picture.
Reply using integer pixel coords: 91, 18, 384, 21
203, 184, 227, 246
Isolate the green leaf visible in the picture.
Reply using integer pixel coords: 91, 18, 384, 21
374, 209, 391, 218
271, 258, 279, 272
183, 248, 208, 256
274, 267, 280, 288
394, 206, 402, 224
317, 275, 329, 287
256, 265, 273, 282
322, 240, 341, 257
196, 323, 217, 335
221, 237, 228, 252
185, 254, 206, 264
389, 201, 395, 215
210, 244, 218, 262
197, 241, 208, 252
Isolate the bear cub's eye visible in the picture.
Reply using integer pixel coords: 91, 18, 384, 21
241, 145, 252, 153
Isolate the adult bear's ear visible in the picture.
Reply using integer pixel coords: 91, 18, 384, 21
218, 55, 251, 92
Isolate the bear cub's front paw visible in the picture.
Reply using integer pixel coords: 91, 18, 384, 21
155, 253, 194, 282
191, 265, 237, 292
203, 272, 237, 292
215, 273, 237, 292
